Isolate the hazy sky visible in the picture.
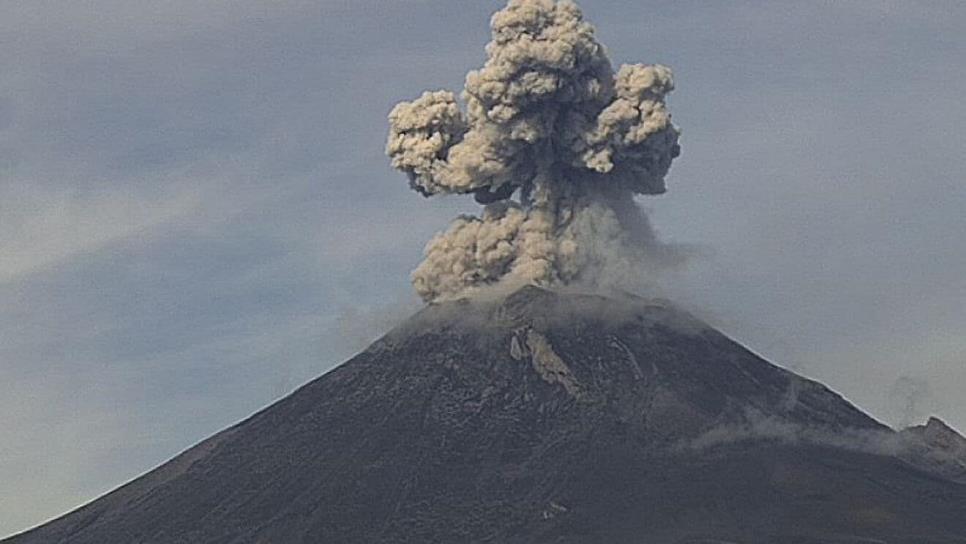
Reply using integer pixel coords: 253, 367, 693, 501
2, 0, 965, 537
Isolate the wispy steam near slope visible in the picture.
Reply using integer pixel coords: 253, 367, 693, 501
387, 0, 681, 302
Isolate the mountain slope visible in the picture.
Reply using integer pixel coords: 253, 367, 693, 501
6, 286, 966, 543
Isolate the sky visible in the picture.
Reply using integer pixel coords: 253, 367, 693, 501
1, 0, 965, 537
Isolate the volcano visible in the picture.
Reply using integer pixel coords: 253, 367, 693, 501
6, 286, 966, 543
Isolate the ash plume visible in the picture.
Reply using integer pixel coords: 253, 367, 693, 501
387, 0, 681, 302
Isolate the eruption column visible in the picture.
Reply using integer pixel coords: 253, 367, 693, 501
387, 0, 681, 302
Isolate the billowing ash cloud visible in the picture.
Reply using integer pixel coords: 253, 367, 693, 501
387, 0, 681, 302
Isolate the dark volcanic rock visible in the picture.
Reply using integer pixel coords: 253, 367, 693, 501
899, 417, 966, 484
6, 286, 966, 543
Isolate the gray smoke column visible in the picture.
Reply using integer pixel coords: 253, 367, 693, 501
387, 0, 681, 302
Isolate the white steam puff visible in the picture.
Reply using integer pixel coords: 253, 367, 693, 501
387, 0, 681, 302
